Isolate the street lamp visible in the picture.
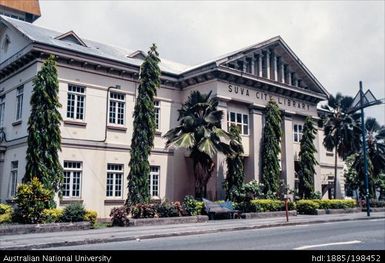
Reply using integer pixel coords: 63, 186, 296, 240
348, 81, 383, 217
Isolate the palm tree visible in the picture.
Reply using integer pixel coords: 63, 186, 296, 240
164, 91, 231, 198
322, 93, 361, 199
352, 118, 385, 199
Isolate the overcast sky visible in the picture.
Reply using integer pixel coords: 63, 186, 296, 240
35, 0, 384, 124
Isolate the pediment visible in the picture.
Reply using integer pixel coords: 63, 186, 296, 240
55, 31, 87, 47
127, 50, 146, 60
218, 36, 328, 97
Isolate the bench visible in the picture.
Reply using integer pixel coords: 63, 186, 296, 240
202, 198, 240, 220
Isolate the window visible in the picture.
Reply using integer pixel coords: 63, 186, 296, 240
106, 164, 123, 198
66, 85, 85, 120
109, 92, 125, 125
228, 112, 249, 135
15, 86, 23, 121
293, 124, 303, 142
149, 166, 160, 197
154, 100, 160, 130
62, 161, 82, 198
9, 161, 18, 197
0, 95, 5, 128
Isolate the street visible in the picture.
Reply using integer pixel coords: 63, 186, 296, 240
50, 218, 385, 250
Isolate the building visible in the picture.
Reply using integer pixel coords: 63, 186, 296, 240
0, 15, 345, 218
0, 0, 40, 23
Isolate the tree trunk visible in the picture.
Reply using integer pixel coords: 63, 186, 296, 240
333, 147, 338, 199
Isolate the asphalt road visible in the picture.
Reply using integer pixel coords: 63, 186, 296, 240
51, 218, 385, 250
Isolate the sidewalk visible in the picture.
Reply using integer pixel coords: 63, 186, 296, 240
1, 212, 384, 250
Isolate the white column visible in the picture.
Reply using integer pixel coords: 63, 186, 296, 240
250, 58, 255, 75
273, 54, 278, 81
288, 72, 292, 85
258, 54, 263, 77
266, 51, 271, 79
242, 59, 247, 73
281, 63, 285, 83
294, 78, 299, 87
253, 55, 258, 75
245, 108, 263, 182
281, 114, 295, 191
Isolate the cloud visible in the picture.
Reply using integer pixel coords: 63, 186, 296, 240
35, 1, 384, 124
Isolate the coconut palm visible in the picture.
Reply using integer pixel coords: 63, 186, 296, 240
322, 93, 361, 199
164, 91, 231, 198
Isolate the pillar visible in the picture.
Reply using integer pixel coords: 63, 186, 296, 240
258, 54, 263, 77
281, 63, 285, 83
266, 51, 270, 79
246, 108, 263, 182
281, 113, 295, 191
250, 58, 255, 75
273, 54, 278, 81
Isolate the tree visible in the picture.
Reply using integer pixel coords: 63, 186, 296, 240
24, 55, 63, 203
126, 44, 161, 206
224, 125, 245, 202
164, 91, 231, 198
352, 118, 385, 199
322, 93, 361, 198
298, 117, 318, 199
261, 100, 282, 198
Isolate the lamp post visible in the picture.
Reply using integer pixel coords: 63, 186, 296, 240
348, 81, 383, 217
359, 81, 370, 216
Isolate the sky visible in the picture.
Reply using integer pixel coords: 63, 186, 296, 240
35, 0, 385, 124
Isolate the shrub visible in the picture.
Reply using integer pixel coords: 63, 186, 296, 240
315, 200, 356, 209
0, 204, 13, 224
110, 206, 129, 226
42, 208, 63, 223
0, 204, 12, 214
296, 200, 320, 215
61, 203, 86, 222
131, 203, 158, 218
183, 196, 204, 216
157, 201, 185, 217
13, 177, 53, 224
84, 210, 97, 226
361, 200, 385, 208
232, 181, 265, 204
0, 212, 12, 224
250, 199, 283, 212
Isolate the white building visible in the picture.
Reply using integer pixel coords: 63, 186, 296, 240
0, 14, 344, 218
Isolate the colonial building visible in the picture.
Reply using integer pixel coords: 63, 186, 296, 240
0, 14, 344, 217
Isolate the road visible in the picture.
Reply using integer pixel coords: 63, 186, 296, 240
50, 218, 385, 250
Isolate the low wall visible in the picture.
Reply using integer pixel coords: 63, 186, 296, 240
0, 222, 91, 236
241, 210, 297, 219
129, 215, 209, 226
316, 207, 361, 215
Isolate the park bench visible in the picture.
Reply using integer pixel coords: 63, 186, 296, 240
202, 198, 240, 220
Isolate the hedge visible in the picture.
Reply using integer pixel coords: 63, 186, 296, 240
0, 204, 13, 224
297, 199, 357, 214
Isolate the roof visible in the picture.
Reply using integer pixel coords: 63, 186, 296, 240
0, 15, 328, 97
0, 15, 190, 75
0, 0, 41, 16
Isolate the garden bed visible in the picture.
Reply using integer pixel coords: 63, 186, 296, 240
0, 221, 92, 236
128, 215, 208, 226
241, 210, 297, 219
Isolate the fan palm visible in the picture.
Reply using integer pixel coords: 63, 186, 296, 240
322, 93, 361, 198
352, 118, 385, 199
164, 91, 231, 198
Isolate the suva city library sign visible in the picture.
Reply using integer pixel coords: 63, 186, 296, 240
226, 84, 314, 112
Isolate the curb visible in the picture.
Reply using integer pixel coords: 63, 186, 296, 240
1, 215, 384, 250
